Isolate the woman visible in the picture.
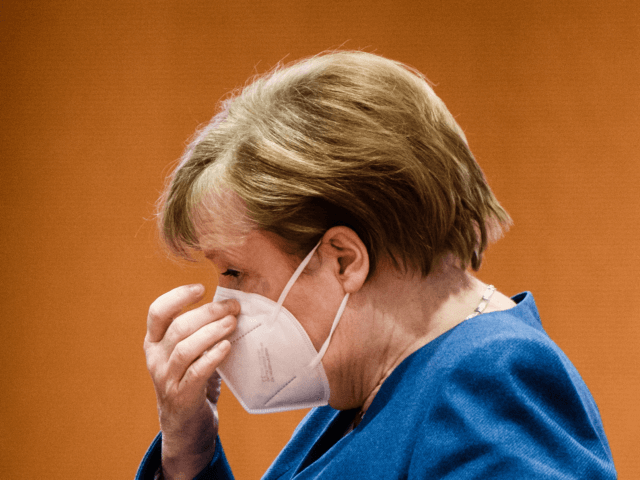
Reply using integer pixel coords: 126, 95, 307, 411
137, 51, 616, 479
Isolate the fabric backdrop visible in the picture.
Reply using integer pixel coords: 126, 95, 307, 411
1, 1, 638, 478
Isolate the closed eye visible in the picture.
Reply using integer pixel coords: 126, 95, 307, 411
221, 269, 241, 278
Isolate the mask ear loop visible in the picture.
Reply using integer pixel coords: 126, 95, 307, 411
267, 241, 322, 326
270, 239, 350, 369
308, 292, 349, 370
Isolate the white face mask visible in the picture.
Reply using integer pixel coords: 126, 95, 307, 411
213, 242, 350, 414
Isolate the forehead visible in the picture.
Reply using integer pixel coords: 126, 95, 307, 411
190, 181, 254, 253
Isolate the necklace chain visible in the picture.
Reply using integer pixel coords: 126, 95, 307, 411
465, 284, 496, 320
348, 284, 497, 436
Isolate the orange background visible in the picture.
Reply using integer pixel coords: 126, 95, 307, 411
1, 1, 638, 478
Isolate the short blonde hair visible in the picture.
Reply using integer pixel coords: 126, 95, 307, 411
159, 51, 511, 277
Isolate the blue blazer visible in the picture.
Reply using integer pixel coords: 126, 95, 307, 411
137, 292, 616, 479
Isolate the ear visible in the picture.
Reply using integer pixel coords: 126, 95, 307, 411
319, 226, 370, 294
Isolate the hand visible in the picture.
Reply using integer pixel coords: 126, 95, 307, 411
144, 284, 239, 480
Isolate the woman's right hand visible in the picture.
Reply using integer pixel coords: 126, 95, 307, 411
144, 284, 239, 480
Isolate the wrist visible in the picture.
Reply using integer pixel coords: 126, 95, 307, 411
160, 406, 218, 480
161, 436, 216, 480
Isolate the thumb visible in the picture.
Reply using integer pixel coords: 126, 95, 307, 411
206, 371, 223, 405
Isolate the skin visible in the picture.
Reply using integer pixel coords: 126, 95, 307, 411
144, 226, 516, 479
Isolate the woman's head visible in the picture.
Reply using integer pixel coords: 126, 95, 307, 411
159, 51, 511, 278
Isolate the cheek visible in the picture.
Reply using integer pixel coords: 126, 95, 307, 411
254, 276, 277, 300
286, 281, 344, 352
286, 299, 324, 351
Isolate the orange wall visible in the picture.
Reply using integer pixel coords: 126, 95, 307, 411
1, 1, 638, 478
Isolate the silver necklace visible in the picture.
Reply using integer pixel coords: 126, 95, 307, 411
347, 284, 497, 436
465, 284, 496, 320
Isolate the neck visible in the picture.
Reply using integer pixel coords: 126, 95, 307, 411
336, 254, 488, 414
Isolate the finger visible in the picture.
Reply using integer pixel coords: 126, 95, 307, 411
146, 284, 205, 343
162, 299, 240, 349
167, 314, 237, 381
180, 340, 231, 394
206, 372, 223, 404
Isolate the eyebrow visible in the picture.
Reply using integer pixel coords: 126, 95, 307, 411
203, 248, 225, 262
204, 249, 245, 269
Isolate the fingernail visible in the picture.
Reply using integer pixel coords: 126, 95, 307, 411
223, 298, 238, 310
190, 284, 204, 295
220, 299, 233, 310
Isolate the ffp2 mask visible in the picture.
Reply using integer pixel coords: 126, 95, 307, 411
213, 242, 349, 414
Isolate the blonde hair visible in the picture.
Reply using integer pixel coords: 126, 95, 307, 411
159, 51, 511, 277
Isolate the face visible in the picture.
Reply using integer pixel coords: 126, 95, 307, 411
204, 230, 346, 355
